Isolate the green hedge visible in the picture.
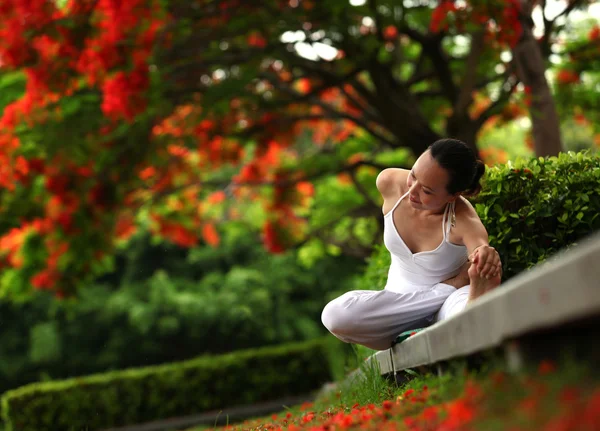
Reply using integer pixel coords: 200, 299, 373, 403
474, 152, 600, 280
1, 338, 337, 431
357, 152, 600, 289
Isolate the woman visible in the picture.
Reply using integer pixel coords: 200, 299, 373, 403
321, 138, 502, 351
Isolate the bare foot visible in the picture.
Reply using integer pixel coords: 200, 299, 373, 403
467, 263, 501, 303
442, 260, 471, 289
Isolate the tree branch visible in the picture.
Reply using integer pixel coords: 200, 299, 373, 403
294, 204, 380, 258
475, 73, 519, 128
267, 76, 397, 147
540, 0, 585, 58
453, 31, 486, 118
143, 159, 388, 205
398, 23, 428, 44
367, 0, 385, 44
421, 35, 458, 103
406, 51, 433, 86
413, 89, 444, 99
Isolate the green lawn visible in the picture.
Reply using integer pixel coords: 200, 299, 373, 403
195, 354, 600, 431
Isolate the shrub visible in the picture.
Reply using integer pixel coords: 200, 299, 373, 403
474, 152, 600, 279
1, 338, 338, 431
357, 152, 600, 287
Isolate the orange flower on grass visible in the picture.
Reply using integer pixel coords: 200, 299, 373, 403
538, 360, 556, 375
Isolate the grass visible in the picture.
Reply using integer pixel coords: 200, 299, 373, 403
192, 348, 600, 431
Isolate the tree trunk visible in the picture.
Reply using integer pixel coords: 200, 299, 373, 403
512, 1, 563, 157
368, 63, 439, 156
447, 118, 480, 157
446, 31, 486, 158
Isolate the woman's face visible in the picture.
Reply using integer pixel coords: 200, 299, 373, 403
406, 151, 456, 211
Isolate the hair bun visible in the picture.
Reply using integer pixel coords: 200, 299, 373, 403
465, 160, 485, 196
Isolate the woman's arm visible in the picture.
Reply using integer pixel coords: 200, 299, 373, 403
457, 200, 502, 280
376, 168, 407, 197
376, 168, 408, 213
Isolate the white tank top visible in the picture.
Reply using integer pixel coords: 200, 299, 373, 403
383, 191, 468, 293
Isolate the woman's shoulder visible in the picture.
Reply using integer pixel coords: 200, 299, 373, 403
455, 196, 482, 226
376, 168, 409, 199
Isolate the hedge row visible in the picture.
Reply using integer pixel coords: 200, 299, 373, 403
1, 338, 337, 431
358, 151, 600, 289
474, 151, 600, 279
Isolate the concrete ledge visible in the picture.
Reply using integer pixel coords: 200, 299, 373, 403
374, 232, 600, 375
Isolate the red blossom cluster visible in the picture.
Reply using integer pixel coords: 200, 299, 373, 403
556, 69, 580, 85
150, 214, 199, 248
430, 1, 461, 33
430, 0, 523, 48
141, 98, 321, 254
0, 157, 115, 292
0, 0, 166, 293
0, 0, 164, 124
0, 0, 366, 291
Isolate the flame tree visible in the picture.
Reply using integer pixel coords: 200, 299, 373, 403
0, 0, 595, 297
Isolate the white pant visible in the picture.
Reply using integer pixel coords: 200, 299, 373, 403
321, 284, 470, 350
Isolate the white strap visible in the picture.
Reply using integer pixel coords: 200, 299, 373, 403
444, 201, 455, 237
384, 190, 410, 217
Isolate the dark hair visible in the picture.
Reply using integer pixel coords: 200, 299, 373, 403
428, 138, 485, 196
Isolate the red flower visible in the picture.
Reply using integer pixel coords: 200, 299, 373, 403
443, 399, 476, 427
202, 223, 220, 247
403, 389, 415, 398
559, 386, 580, 404
581, 390, 600, 427
263, 221, 285, 254
101, 61, 149, 121
301, 412, 315, 423
383, 25, 398, 41
247, 31, 267, 48
538, 359, 556, 375
31, 268, 59, 290
556, 70, 580, 85
45, 174, 70, 195
421, 405, 439, 421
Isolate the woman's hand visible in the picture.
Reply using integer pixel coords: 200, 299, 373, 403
469, 245, 502, 280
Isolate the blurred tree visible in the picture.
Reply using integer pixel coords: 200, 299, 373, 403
0, 0, 595, 297
512, 0, 563, 156
0, 224, 362, 392
553, 15, 600, 149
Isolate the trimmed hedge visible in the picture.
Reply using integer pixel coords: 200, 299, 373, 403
1, 338, 337, 431
474, 151, 600, 280
358, 152, 600, 289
